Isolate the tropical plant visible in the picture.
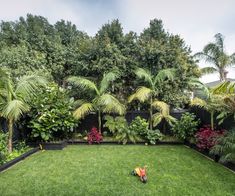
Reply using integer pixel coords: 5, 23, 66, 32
67, 71, 126, 131
172, 112, 200, 141
0, 131, 8, 165
28, 84, 77, 142
129, 116, 149, 135
210, 81, 235, 124
0, 68, 47, 152
152, 100, 177, 132
115, 127, 140, 145
195, 125, 225, 150
128, 67, 175, 130
145, 129, 163, 145
87, 127, 103, 144
210, 129, 235, 163
191, 92, 223, 130
103, 115, 127, 136
194, 33, 235, 81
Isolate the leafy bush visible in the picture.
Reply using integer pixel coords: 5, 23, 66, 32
0, 131, 29, 165
87, 127, 103, 144
129, 116, 149, 135
172, 112, 200, 140
145, 129, 163, 145
104, 115, 127, 136
104, 115, 140, 144
210, 129, 235, 163
28, 84, 77, 142
0, 131, 8, 165
195, 125, 225, 150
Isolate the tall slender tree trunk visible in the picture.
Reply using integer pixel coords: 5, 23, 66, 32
149, 96, 153, 130
210, 111, 214, 130
8, 118, 13, 153
98, 110, 102, 132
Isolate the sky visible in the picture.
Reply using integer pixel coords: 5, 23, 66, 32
0, 0, 234, 82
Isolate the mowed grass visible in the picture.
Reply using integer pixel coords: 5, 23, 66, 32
0, 145, 234, 196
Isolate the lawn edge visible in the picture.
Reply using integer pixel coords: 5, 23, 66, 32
0, 147, 39, 173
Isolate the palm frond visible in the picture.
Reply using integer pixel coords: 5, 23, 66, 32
73, 102, 94, 119
200, 67, 217, 75
128, 87, 152, 103
211, 81, 235, 95
214, 33, 224, 52
194, 52, 217, 65
154, 68, 175, 84
100, 71, 120, 94
135, 68, 153, 86
2, 99, 30, 121
67, 76, 99, 95
152, 100, 170, 116
97, 93, 126, 115
190, 97, 207, 108
152, 113, 163, 126
15, 74, 47, 98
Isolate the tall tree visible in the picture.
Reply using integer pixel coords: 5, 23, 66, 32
195, 33, 235, 81
67, 71, 126, 131
0, 68, 47, 152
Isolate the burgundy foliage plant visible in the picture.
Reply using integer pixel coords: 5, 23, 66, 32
87, 127, 103, 144
195, 125, 225, 150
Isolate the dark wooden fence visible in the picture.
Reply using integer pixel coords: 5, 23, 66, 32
1, 109, 234, 142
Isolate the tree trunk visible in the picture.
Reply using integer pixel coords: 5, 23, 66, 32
98, 110, 102, 132
211, 111, 214, 130
8, 118, 13, 153
149, 96, 153, 130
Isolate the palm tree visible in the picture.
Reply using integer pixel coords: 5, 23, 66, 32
195, 33, 235, 81
67, 71, 126, 131
0, 68, 47, 153
128, 68, 175, 130
152, 101, 177, 131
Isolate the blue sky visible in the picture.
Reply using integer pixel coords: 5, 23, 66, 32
0, 0, 234, 82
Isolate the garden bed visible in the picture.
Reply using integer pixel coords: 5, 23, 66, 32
0, 147, 39, 172
184, 142, 235, 172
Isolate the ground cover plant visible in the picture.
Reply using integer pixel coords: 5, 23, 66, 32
0, 145, 234, 195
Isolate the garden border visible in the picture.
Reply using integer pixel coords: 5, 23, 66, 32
67, 140, 183, 145
184, 143, 235, 173
0, 147, 39, 173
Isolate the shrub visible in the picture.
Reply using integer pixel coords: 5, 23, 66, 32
0, 131, 8, 165
172, 112, 200, 141
129, 116, 149, 135
104, 115, 127, 136
87, 127, 103, 144
210, 129, 235, 163
145, 129, 163, 145
28, 84, 77, 142
195, 125, 225, 150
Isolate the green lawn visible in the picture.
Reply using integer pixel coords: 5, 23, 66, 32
0, 145, 234, 196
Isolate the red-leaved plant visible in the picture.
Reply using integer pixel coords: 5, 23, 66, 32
87, 127, 103, 144
195, 125, 225, 151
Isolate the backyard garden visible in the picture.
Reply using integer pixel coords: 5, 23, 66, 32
0, 15, 235, 195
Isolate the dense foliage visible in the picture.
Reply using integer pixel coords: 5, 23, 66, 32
0, 131, 29, 165
28, 84, 77, 142
195, 125, 225, 150
172, 112, 200, 141
210, 129, 235, 163
0, 15, 200, 109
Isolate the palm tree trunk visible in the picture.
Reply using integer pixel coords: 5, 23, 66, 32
8, 118, 13, 153
211, 111, 214, 130
149, 96, 153, 130
98, 110, 102, 131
